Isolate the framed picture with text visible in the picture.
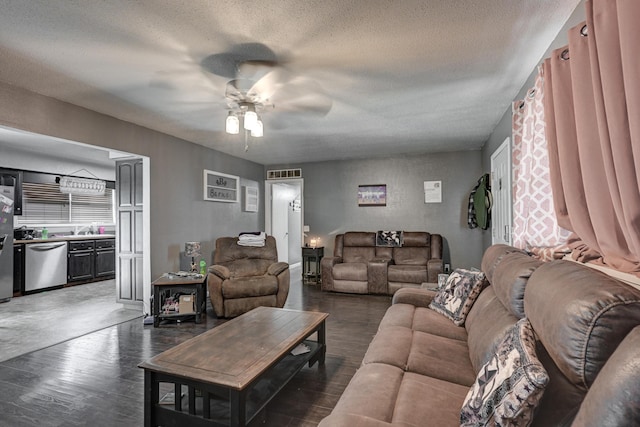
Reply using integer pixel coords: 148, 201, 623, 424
204, 170, 239, 203
358, 184, 386, 206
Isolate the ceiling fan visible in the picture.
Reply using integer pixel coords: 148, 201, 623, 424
200, 43, 333, 141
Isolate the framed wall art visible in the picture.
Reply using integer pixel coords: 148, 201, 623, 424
358, 184, 386, 206
203, 169, 239, 203
244, 186, 259, 212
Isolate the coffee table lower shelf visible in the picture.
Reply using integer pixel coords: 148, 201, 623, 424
145, 340, 324, 426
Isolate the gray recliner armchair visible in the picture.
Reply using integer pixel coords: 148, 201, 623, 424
208, 236, 290, 318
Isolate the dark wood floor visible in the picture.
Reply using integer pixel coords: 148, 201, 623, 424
0, 266, 392, 426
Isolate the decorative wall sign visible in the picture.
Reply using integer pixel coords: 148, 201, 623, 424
204, 170, 239, 203
424, 180, 442, 203
244, 186, 259, 212
358, 184, 387, 206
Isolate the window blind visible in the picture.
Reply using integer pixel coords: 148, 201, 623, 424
20, 182, 114, 225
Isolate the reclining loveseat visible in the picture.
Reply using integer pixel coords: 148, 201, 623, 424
321, 231, 443, 295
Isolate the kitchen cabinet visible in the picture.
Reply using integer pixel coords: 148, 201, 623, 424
95, 239, 116, 278
68, 238, 116, 282
68, 240, 94, 282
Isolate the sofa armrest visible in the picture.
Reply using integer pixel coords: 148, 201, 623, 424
321, 256, 343, 292
368, 258, 391, 294
209, 264, 230, 280
427, 258, 443, 283
268, 262, 289, 276
391, 287, 437, 308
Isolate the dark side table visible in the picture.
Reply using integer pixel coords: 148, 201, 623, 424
302, 246, 324, 285
152, 273, 207, 327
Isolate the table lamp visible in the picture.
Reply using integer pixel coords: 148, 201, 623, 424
185, 242, 201, 273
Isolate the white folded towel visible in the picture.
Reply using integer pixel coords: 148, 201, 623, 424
238, 231, 266, 247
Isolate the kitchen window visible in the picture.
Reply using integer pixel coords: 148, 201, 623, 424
18, 182, 115, 225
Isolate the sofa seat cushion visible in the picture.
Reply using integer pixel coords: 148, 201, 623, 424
379, 304, 468, 341
392, 372, 470, 427
362, 326, 476, 386
329, 363, 404, 423
333, 262, 368, 281
222, 275, 278, 298
388, 265, 427, 284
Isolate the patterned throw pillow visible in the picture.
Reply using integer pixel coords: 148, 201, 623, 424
428, 268, 486, 326
460, 318, 549, 427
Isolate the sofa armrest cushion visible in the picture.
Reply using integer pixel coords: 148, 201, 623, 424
209, 265, 230, 280
392, 287, 437, 307
267, 262, 289, 276
426, 258, 443, 283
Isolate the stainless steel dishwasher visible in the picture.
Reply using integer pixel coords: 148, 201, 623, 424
25, 241, 68, 292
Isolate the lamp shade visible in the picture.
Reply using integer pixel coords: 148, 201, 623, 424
226, 112, 239, 134
250, 118, 263, 137
244, 109, 257, 130
185, 242, 201, 257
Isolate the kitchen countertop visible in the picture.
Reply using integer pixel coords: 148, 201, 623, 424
15, 234, 116, 244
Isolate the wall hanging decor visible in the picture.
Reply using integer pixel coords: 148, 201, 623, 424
358, 184, 386, 206
203, 169, 239, 203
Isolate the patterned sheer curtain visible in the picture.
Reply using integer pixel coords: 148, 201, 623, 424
543, 0, 640, 276
511, 68, 570, 260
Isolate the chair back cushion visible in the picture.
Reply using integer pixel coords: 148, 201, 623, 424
214, 236, 278, 277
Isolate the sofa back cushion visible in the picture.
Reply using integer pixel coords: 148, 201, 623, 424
342, 232, 376, 263
571, 325, 640, 427
214, 236, 277, 277
465, 286, 518, 372
481, 244, 526, 283
525, 260, 640, 389
393, 247, 430, 266
491, 251, 542, 319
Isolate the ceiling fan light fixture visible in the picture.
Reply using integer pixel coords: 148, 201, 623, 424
244, 104, 257, 130
225, 112, 239, 134
250, 118, 263, 137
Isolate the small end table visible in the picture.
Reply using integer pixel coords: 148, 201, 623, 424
152, 274, 207, 327
302, 246, 324, 285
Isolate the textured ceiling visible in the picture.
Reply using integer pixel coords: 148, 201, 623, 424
0, 0, 581, 165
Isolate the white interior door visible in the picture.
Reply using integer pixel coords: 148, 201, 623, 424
491, 138, 512, 245
271, 183, 290, 263
265, 179, 304, 265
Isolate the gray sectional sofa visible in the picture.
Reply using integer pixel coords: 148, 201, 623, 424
321, 231, 443, 295
319, 244, 640, 426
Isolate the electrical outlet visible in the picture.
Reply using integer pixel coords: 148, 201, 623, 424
444, 263, 451, 273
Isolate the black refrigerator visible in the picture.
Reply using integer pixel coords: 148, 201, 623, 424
0, 185, 14, 302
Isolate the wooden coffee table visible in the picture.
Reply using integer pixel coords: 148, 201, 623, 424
138, 306, 328, 427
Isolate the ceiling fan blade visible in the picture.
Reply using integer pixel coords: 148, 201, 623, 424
201, 42, 279, 79
268, 76, 332, 116
247, 68, 291, 102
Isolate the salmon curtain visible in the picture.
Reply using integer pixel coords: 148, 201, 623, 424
512, 69, 570, 260
543, 0, 640, 276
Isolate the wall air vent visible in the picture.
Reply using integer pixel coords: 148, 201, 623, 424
266, 168, 302, 180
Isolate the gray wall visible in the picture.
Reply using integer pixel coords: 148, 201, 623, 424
273, 150, 485, 269
0, 81, 264, 279
480, 0, 587, 250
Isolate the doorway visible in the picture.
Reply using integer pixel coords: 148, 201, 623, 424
0, 126, 151, 314
264, 179, 303, 265
490, 137, 512, 245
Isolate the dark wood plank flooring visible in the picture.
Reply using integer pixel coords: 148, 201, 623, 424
0, 266, 392, 426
